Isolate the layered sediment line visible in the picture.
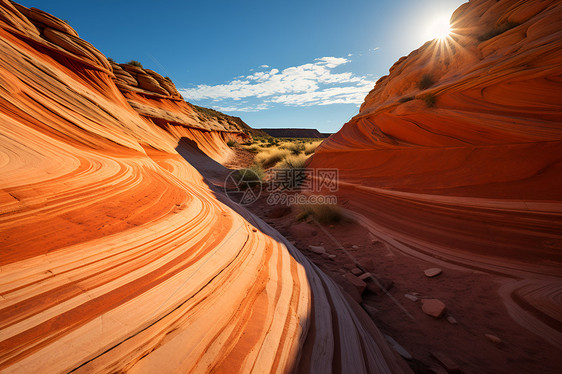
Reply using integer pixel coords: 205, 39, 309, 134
0, 1, 409, 373
309, 0, 562, 347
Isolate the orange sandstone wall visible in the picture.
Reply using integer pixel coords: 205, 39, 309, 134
0, 1, 410, 373
310, 0, 562, 263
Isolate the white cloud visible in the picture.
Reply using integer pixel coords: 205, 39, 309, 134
179, 56, 375, 110
214, 103, 270, 112
259, 64, 270, 68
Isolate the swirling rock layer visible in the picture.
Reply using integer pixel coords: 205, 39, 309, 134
309, 0, 562, 348
0, 2, 409, 373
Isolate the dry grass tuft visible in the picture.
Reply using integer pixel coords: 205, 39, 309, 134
255, 148, 291, 169
295, 203, 343, 224
275, 154, 310, 169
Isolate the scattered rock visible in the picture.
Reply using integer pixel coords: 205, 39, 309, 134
358, 272, 373, 281
485, 334, 502, 344
384, 335, 413, 360
351, 267, 362, 275
268, 205, 291, 218
352, 245, 360, 249
424, 268, 442, 277
430, 351, 460, 373
328, 254, 336, 259
343, 273, 366, 296
404, 293, 419, 302
421, 299, 446, 318
321, 253, 331, 260
447, 316, 458, 325
309, 245, 326, 254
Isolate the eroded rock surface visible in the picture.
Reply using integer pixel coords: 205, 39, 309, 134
0, 2, 410, 373
309, 0, 562, 350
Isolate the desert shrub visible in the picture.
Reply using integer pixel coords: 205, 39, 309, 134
127, 60, 143, 68
255, 149, 291, 169
227, 140, 237, 147
267, 137, 279, 145
295, 203, 343, 224
418, 74, 435, 90
275, 154, 309, 169
234, 164, 264, 188
304, 141, 322, 155
424, 93, 437, 107
286, 142, 305, 155
478, 21, 519, 41
243, 144, 262, 153
107, 57, 115, 63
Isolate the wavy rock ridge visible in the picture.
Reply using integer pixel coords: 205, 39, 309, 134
0, 1, 410, 373
309, 0, 562, 348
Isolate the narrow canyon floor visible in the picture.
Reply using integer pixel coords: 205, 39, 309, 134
211, 147, 562, 374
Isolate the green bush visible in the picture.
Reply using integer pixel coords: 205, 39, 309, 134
227, 140, 237, 147
234, 164, 265, 188
127, 60, 143, 68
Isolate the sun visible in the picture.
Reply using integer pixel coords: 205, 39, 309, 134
427, 15, 452, 41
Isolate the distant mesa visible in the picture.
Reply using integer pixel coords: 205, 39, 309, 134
260, 128, 331, 138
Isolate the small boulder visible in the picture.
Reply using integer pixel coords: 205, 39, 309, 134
351, 267, 362, 276
328, 254, 337, 259
424, 268, 442, 277
404, 293, 418, 302
352, 245, 360, 249
485, 334, 502, 344
358, 272, 373, 281
447, 316, 458, 325
421, 299, 446, 318
344, 273, 366, 296
309, 245, 326, 254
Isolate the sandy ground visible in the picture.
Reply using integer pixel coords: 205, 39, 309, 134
221, 147, 562, 374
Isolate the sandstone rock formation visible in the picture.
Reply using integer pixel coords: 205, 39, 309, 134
309, 0, 562, 349
0, 1, 411, 373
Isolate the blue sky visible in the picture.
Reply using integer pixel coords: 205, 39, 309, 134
18, 0, 466, 132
